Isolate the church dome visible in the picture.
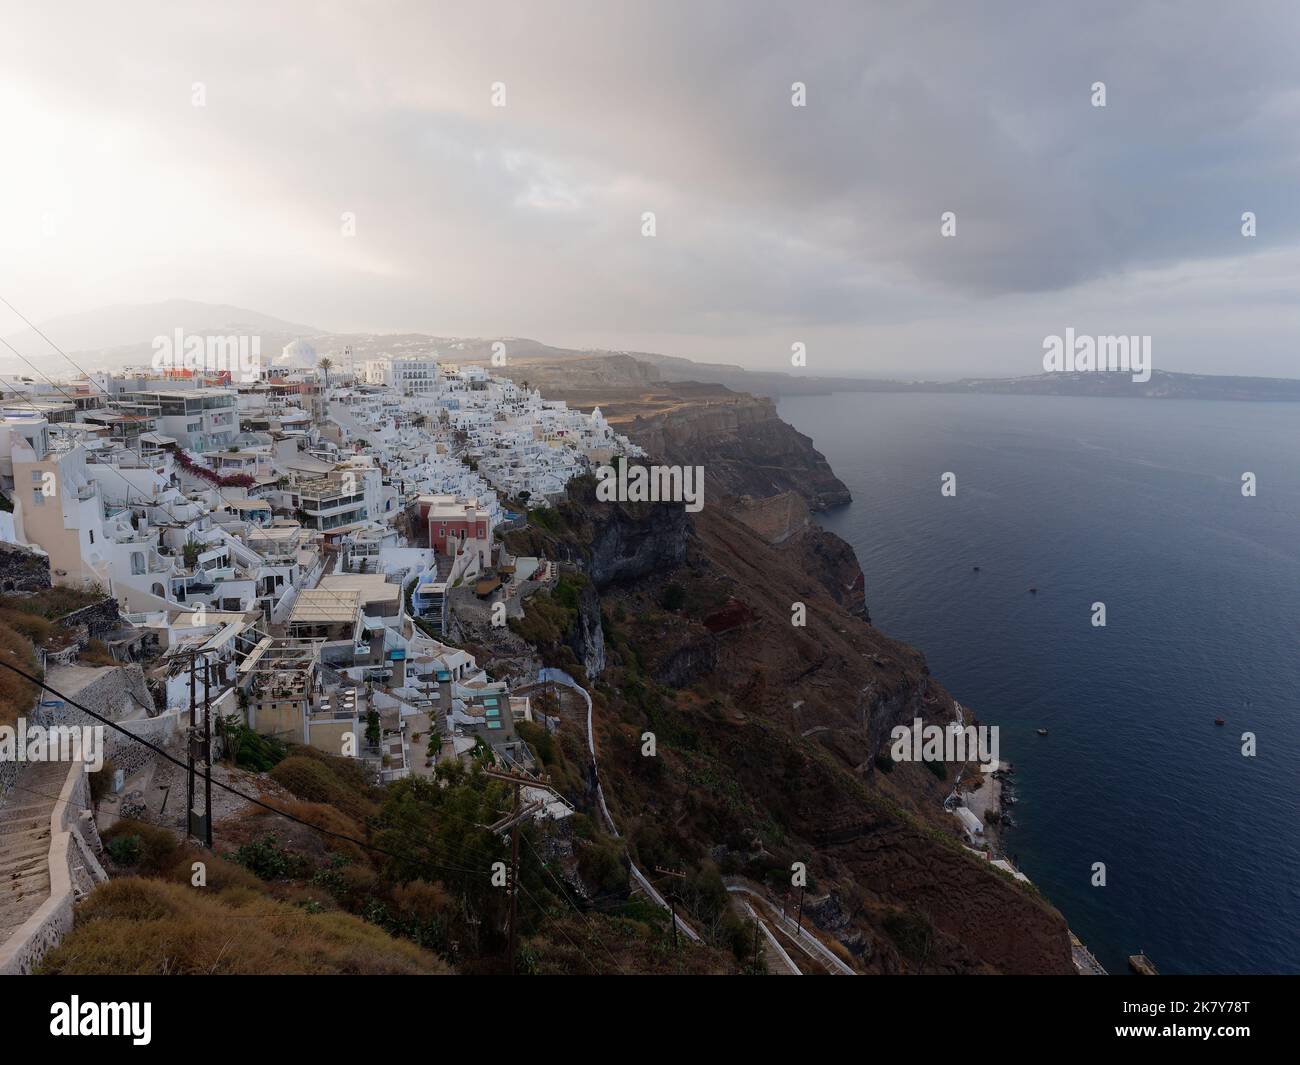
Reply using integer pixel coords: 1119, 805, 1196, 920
276, 339, 318, 368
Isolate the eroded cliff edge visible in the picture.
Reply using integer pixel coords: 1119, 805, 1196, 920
499, 380, 1075, 974
623, 389, 852, 511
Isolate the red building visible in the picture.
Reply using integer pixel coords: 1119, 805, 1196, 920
419, 494, 493, 565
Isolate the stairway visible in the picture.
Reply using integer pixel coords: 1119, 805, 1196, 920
0, 761, 67, 945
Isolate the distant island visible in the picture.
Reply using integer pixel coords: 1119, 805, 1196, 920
627, 352, 1300, 403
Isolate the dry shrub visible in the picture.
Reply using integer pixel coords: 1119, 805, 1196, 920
390, 879, 452, 923
78, 639, 118, 666
329, 862, 381, 910
0, 608, 64, 648
257, 797, 369, 864
38, 877, 450, 975
0, 621, 40, 728
269, 754, 378, 824
163, 847, 265, 895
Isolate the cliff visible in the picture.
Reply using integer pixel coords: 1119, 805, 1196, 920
502, 366, 851, 513
500, 468, 1074, 974
623, 391, 851, 511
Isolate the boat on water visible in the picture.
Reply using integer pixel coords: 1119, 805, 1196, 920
1028, 586, 1038, 594
1036, 727, 1049, 736
1215, 717, 1225, 726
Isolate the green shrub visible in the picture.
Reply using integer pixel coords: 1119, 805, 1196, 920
101, 819, 179, 873
231, 833, 310, 881
105, 834, 141, 866
884, 909, 933, 962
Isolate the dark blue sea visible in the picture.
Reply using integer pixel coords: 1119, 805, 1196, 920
777, 392, 1300, 975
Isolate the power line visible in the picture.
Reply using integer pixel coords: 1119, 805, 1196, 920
0, 299, 647, 970
0, 652, 484, 881
0, 686, 635, 973
0, 655, 625, 953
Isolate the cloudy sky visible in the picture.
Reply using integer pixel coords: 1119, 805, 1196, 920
2, 1, 1298, 378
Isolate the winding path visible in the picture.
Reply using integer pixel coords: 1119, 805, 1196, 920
723, 878, 856, 975
535, 669, 702, 944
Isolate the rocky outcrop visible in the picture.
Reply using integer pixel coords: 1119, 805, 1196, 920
651, 634, 718, 689
567, 582, 607, 680
732, 490, 810, 545
624, 392, 850, 511
584, 500, 689, 588
536, 460, 1073, 973
795, 523, 870, 622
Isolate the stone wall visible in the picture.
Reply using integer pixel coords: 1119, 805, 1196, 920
0, 758, 17, 798
0, 542, 51, 593
56, 597, 122, 640
39, 664, 172, 777
108, 710, 184, 778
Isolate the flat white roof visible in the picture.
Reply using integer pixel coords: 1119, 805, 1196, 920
290, 588, 360, 624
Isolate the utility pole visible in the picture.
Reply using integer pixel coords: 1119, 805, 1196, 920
186, 650, 213, 847
751, 916, 761, 971
507, 778, 520, 974
483, 767, 538, 974
202, 657, 213, 849
796, 884, 806, 933
653, 865, 687, 950
186, 651, 196, 841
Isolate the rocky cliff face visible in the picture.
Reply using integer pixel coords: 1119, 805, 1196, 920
584, 499, 689, 587
567, 581, 606, 680
503, 386, 1074, 973
796, 522, 870, 622
624, 393, 851, 511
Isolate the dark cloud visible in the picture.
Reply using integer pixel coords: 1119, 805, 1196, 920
2, 0, 1298, 376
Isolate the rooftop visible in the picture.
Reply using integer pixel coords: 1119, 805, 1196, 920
290, 588, 361, 625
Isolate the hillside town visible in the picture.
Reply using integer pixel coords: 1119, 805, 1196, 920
0, 340, 653, 967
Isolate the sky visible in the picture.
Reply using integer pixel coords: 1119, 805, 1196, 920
1, 0, 1298, 379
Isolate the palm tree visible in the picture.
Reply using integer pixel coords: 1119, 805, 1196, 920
318, 356, 333, 390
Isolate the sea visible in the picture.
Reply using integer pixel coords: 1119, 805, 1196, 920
776, 391, 1300, 975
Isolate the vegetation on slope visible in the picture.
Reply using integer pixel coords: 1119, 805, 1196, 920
39, 873, 447, 975
0, 586, 109, 727
63, 743, 734, 974
486, 475, 1075, 974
